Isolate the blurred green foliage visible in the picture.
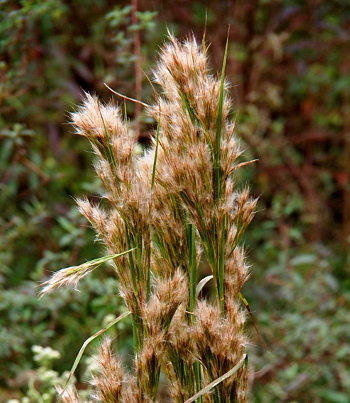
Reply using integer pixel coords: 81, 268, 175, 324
245, 246, 350, 402
1, 0, 350, 401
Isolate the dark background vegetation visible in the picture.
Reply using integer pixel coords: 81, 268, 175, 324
1, 0, 350, 402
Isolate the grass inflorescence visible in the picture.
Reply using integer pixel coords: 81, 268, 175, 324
41, 34, 257, 403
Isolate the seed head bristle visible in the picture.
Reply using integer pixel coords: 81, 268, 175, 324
92, 338, 125, 403
194, 301, 248, 402
55, 385, 82, 403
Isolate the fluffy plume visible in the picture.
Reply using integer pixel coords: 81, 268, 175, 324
92, 338, 125, 403
194, 301, 248, 402
55, 385, 83, 403
40, 251, 133, 297
43, 35, 257, 403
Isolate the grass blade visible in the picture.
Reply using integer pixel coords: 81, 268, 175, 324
184, 354, 247, 403
196, 275, 213, 297
58, 311, 131, 403
239, 292, 268, 350
213, 31, 229, 202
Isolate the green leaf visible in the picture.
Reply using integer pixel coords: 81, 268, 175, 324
184, 354, 247, 403
196, 275, 213, 296
58, 311, 131, 403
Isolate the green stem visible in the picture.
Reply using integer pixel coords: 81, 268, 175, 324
218, 217, 227, 315
146, 245, 151, 302
188, 223, 197, 313
136, 232, 143, 282
126, 229, 138, 299
125, 228, 142, 352
151, 117, 161, 191
131, 313, 139, 353
213, 36, 229, 203
186, 223, 202, 400
194, 361, 203, 403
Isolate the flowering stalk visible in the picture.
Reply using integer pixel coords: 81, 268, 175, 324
41, 34, 257, 403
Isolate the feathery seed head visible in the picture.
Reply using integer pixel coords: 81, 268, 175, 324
55, 386, 82, 403
235, 188, 257, 226
40, 251, 132, 297
46, 34, 257, 403
92, 338, 125, 403
72, 93, 137, 192
76, 197, 108, 242
224, 247, 250, 297
154, 35, 208, 98
194, 301, 248, 401
71, 93, 124, 141
120, 375, 143, 403
40, 262, 96, 296
143, 269, 189, 334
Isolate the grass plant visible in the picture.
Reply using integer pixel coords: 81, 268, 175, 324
41, 34, 257, 403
